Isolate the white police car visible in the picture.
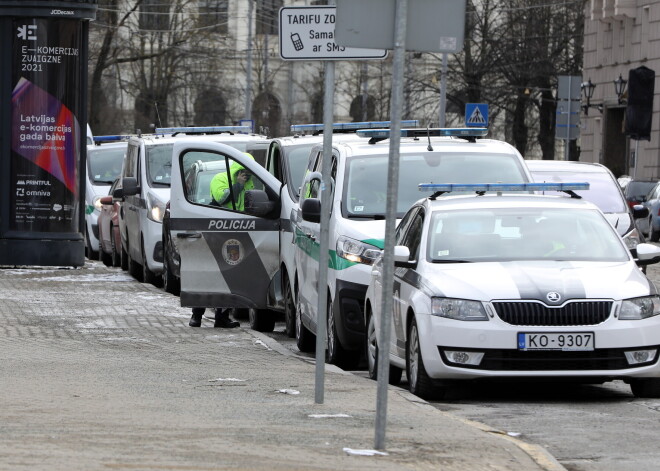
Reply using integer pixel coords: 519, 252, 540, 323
364, 183, 660, 399
294, 127, 533, 369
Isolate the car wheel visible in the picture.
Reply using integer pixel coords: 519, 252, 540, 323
406, 318, 445, 400
128, 241, 143, 281
295, 284, 316, 353
366, 309, 402, 384
326, 297, 360, 370
162, 251, 180, 295
120, 241, 129, 271
283, 274, 296, 338
141, 239, 158, 286
630, 378, 660, 398
651, 221, 660, 242
85, 228, 98, 261
110, 225, 120, 267
248, 308, 275, 332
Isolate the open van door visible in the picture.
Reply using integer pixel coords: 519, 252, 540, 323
169, 140, 282, 327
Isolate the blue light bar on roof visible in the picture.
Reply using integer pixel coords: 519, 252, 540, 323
290, 120, 419, 133
418, 182, 590, 192
93, 135, 132, 143
155, 126, 252, 134
357, 127, 489, 139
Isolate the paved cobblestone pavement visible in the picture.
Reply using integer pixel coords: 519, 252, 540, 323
0, 259, 567, 471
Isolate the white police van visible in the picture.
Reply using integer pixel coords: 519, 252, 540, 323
85, 135, 128, 259
294, 127, 534, 369
118, 126, 267, 286
265, 121, 418, 336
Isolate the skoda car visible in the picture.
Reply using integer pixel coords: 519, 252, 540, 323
365, 183, 660, 400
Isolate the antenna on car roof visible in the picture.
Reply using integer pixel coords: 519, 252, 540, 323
426, 126, 434, 151
154, 102, 163, 129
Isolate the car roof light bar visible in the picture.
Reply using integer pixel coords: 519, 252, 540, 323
290, 120, 419, 134
155, 126, 252, 135
419, 182, 590, 199
93, 135, 132, 143
357, 127, 489, 144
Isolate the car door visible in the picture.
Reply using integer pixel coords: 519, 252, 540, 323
123, 142, 141, 260
169, 140, 282, 309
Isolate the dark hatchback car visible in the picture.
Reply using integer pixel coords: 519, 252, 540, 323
624, 180, 658, 209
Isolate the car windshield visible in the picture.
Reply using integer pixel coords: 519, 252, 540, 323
626, 181, 657, 201
285, 144, 316, 196
530, 170, 626, 213
427, 207, 629, 263
88, 146, 126, 184
344, 152, 528, 218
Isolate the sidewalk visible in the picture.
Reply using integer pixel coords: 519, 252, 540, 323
0, 260, 564, 471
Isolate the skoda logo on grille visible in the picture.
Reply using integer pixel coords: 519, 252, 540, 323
546, 291, 561, 303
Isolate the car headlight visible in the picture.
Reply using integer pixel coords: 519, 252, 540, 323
336, 236, 382, 265
147, 193, 166, 223
93, 196, 103, 211
431, 297, 489, 321
619, 296, 660, 320
623, 227, 642, 250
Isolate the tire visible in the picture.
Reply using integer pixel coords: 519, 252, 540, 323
120, 241, 129, 271
85, 228, 98, 261
128, 241, 143, 281
326, 297, 360, 370
283, 275, 296, 338
406, 318, 445, 400
100, 246, 112, 266
651, 221, 660, 242
630, 378, 660, 398
295, 285, 316, 353
366, 309, 402, 385
249, 308, 275, 332
162, 252, 180, 295
110, 225, 120, 267
141, 239, 159, 286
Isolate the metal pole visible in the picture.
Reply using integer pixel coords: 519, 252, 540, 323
245, 0, 253, 121
633, 140, 639, 180
439, 52, 447, 127
564, 76, 572, 161
315, 60, 335, 404
375, 0, 407, 451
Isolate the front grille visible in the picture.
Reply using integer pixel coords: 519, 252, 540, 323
439, 347, 659, 371
493, 301, 613, 326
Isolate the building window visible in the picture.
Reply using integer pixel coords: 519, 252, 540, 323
140, 0, 170, 31
256, 0, 282, 35
198, 0, 228, 34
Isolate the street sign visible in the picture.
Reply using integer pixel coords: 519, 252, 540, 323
279, 6, 387, 61
465, 103, 488, 127
335, 0, 466, 53
556, 76, 581, 141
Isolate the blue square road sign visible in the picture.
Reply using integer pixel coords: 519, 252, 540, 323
465, 103, 489, 127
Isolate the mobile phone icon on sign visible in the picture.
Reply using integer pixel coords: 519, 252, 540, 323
290, 33, 303, 51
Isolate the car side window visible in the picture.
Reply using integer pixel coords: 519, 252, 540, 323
395, 207, 418, 245
401, 210, 424, 261
181, 151, 266, 214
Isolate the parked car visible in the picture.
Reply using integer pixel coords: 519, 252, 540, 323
526, 160, 648, 253
97, 178, 122, 267
365, 182, 660, 400
624, 179, 658, 209
84, 137, 128, 259
294, 127, 533, 369
639, 181, 660, 241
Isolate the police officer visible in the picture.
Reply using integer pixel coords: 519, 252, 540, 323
189, 307, 239, 328
210, 153, 255, 210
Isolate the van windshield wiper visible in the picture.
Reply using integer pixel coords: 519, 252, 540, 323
347, 214, 386, 220
431, 259, 472, 263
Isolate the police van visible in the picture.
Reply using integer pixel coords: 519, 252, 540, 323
117, 126, 267, 286
85, 135, 129, 259
168, 121, 418, 333
293, 127, 534, 369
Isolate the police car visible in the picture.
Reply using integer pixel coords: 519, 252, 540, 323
364, 183, 660, 400
265, 121, 418, 336
117, 126, 267, 286
294, 127, 533, 369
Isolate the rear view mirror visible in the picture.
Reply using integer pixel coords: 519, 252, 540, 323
122, 177, 139, 196
112, 186, 124, 200
301, 198, 321, 223
632, 204, 649, 219
394, 245, 416, 268
245, 189, 276, 218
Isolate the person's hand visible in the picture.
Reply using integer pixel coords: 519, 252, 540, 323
236, 172, 249, 185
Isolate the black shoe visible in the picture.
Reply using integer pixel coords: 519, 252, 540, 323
189, 308, 205, 327
214, 309, 240, 328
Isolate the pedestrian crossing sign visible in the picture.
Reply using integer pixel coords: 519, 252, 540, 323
465, 103, 489, 127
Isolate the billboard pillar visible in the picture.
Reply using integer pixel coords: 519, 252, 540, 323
0, 1, 97, 266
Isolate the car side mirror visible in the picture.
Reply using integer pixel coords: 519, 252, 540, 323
112, 186, 124, 200
635, 243, 660, 266
245, 189, 277, 218
122, 177, 139, 197
301, 198, 321, 223
394, 245, 416, 268
632, 204, 649, 219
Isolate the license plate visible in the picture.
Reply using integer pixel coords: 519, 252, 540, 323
517, 332, 595, 351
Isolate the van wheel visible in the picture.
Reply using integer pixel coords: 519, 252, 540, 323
141, 239, 158, 286
85, 228, 98, 261
326, 298, 360, 370
128, 242, 143, 281
249, 308, 275, 332
120, 241, 129, 270
162, 253, 180, 295
110, 225, 120, 267
295, 286, 316, 353
366, 308, 402, 384
283, 275, 296, 338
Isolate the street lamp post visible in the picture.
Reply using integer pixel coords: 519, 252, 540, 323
580, 78, 602, 115
614, 74, 628, 104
